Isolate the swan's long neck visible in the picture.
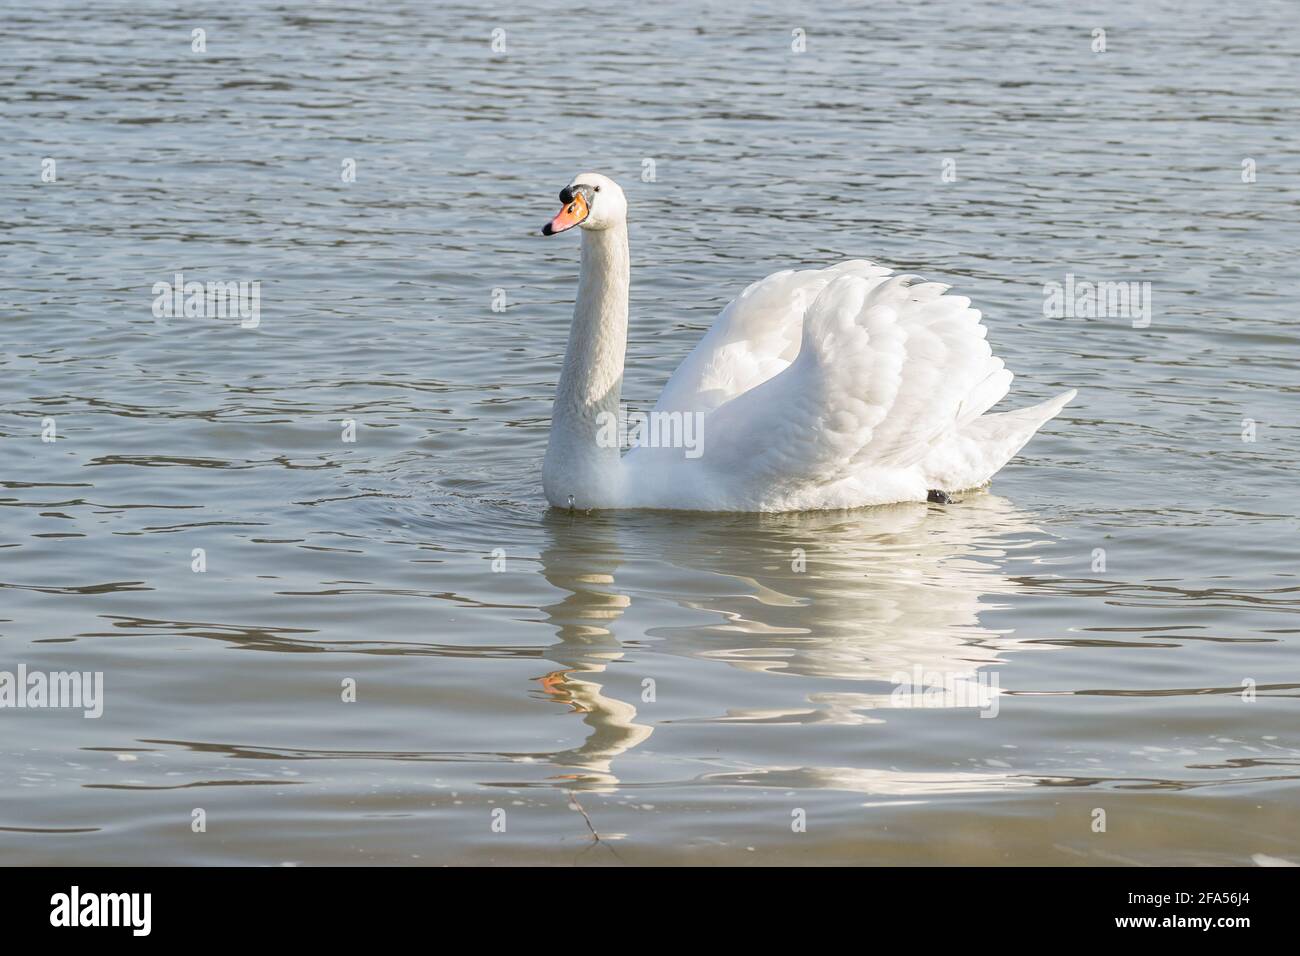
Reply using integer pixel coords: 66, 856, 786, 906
543, 222, 630, 508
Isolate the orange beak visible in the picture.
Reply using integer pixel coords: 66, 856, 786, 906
542, 192, 589, 235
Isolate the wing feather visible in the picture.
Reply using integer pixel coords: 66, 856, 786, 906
696, 270, 1020, 493
640, 260, 1070, 508
653, 260, 891, 416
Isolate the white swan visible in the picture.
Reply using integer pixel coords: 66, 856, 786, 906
540, 173, 1075, 512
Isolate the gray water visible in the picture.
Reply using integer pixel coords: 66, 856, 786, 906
2, 0, 1298, 865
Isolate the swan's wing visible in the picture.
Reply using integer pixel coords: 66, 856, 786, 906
653, 260, 893, 416
699, 273, 1016, 496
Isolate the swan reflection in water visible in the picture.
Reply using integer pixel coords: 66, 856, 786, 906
530, 493, 1054, 791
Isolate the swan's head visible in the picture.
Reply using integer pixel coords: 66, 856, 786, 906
541, 173, 627, 236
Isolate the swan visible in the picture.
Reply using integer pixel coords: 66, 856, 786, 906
540, 172, 1075, 512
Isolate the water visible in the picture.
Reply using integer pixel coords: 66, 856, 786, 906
2, 0, 1298, 865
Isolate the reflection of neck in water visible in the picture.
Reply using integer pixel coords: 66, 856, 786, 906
534, 495, 1049, 785
537, 514, 651, 790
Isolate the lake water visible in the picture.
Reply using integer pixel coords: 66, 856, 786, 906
2, 0, 1298, 865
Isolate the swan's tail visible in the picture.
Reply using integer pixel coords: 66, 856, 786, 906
921, 389, 1077, 493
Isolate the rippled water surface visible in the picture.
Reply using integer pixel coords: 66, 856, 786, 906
2, 0, 1298, 865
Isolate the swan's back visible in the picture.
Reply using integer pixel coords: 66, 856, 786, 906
625, 260, 1073, 512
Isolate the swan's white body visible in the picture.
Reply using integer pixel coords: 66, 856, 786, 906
542, 174, 1075, 513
